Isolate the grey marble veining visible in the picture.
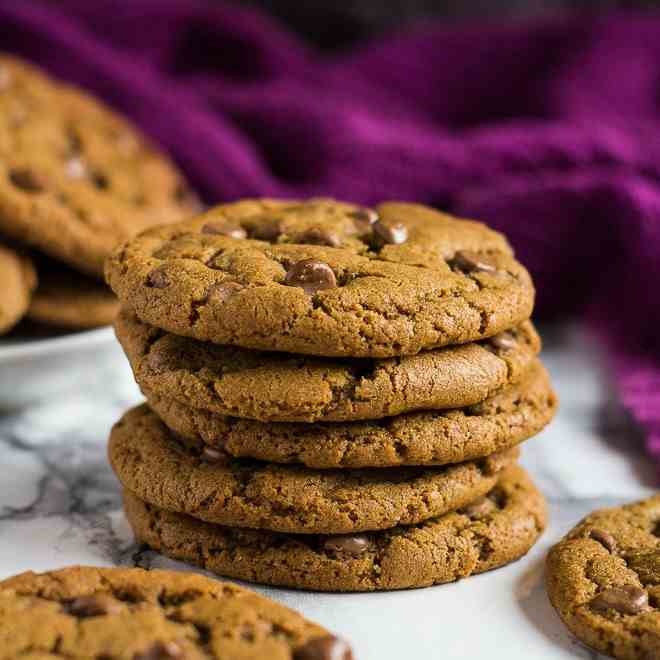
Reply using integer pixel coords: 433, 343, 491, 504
0, 323, 654, 660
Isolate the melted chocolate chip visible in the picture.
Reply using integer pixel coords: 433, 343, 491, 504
449, 250, 497, 274
323, 535, 370, 557
589, 529, 617, 553
9, 168, 45, 193
67, 131, 83, 155
133, 641, 184, 660
460, 497, 497, 519
205, 281, 245, 304
372, 220, 408, 246
590, 585, 649, 615
294, 636, 354, 660
201, 446, 227, 463
348, 208, 379, 235
91, 171, 109, 190
284, 259, 337, 296
201, 220, 247, 240
147, 267, 171, 289
66, 594, 122, 618
490, 332, 517, 350
295, 227, 342, 248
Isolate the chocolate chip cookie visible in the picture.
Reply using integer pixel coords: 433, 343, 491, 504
124, 465, 545, 592
27, 261, 119, 329
0, 565, 352, 658
146, 359, 556, 469
0, 55, 199, 278
547, 495, 660, 660
105, 199, 535, 357
116, 308, 541, 423
0, 241, 36, 334
109, 405, 518, 534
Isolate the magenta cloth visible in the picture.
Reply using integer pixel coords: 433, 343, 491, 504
1, 2, 659, 465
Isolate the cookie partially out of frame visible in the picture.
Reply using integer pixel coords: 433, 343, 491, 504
124, 465, 546, 592
147, 359, 556, 469
0, 55, 199, 278
106, 198, 535, 357
547, 495, 660, 660
0, 241, 36, 334
116, 308, 541, 423
108, 404, 518, 535
0, 565, 352, 659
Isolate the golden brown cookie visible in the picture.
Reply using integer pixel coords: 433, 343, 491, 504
106, 199, 535, 357
116, 308, 541, 423
0, 241, 36, 334
108, 405, 518, 534
124, 465, 546, 592
0, 565, 352, 659
0, 55, 199, 278
27, 261, 119, 328
147, 359, 556, 469
547, 495, 660, 660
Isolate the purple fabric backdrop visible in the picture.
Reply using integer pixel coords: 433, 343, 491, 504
1, 1, 659, 468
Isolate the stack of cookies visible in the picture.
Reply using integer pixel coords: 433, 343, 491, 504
106, 198, 557, 592
0, 55, 196, 335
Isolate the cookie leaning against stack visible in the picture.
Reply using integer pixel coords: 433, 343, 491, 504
0, 54, 197, 335
106, 198, 557, 592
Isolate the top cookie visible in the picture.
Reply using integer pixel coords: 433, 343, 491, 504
0, 55, 198, 278
106, 198, 535, 357
546, 495, 660, 660
0, 565, 350, 659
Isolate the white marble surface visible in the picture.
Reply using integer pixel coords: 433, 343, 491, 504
0, 324, 655, 659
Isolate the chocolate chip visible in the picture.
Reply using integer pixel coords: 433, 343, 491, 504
133, 641, 184, 660
67, 131, 83, 155
589, 529, 617, 553
348, 208, 378, 235
201, 446, 227, 463
449, 250, 497, 274
66, 594, 122, 618
372, 219, 408, 246
205, 281, 244, 304
9, 168, 45, 193
248, 219, 282, 242
296, 227, 342, 248
284, 259, 337, 296
590, 585, 649, 615
460, 496, 497, 519
490, 332, 517, 350
147, 266, 171, 289
201, 220, 247, 240
294, 636, 354, 660
323, 534, 370, 558
65, 157, 87, 179
91, 171, 109, 190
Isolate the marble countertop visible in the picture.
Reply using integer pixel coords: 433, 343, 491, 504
0, 323, 655, 659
